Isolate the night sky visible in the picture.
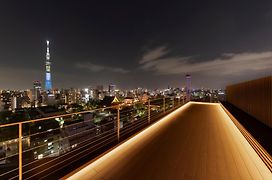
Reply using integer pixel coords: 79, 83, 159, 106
1, 0, 272, 90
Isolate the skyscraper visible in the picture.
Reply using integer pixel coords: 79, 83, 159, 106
11, 96, 16, 112
108, 84, 116, 96
33, 80, 42, 107
45, 40, 52, 92
186, 74, 191, 101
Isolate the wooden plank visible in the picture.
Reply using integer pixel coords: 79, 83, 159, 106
67, 103, 272, 180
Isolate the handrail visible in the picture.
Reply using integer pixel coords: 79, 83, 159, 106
0, 98, 168, 128
0, 104, 119, 128
0, 97, 182, 179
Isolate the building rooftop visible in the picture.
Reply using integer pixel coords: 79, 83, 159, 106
66, 102, 272, 179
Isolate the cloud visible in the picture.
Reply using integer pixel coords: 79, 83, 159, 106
139, 46, 169, 64
139, 46, 272, 76
76, 62, 129, 74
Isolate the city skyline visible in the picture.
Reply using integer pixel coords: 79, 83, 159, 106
1, 2, 272, 179
1, 1, 272, 90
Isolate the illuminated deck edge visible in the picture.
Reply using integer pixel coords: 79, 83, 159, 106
62, 102, 190, 179
220, 103, 272, 172
63, 102, 272, 179
61, 102, 191, 179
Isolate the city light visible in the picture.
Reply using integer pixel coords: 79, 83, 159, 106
0, 1, 271, 179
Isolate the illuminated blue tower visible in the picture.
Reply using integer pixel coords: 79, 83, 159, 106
45, 40, 52, 91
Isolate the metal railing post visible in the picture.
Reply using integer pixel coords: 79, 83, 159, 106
117, 105, 120, 142
163, 97, 166, 113
19, 123, 23, 180
148, 100, 150, 124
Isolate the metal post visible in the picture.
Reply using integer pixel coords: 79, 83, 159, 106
117, 105, 120, 142
19, 123, 22, 180
172, 98, 174, 108
163, 97, 165, 113
148, 100, 150, 124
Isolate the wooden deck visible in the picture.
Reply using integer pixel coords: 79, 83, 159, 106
65, 102, 272, 180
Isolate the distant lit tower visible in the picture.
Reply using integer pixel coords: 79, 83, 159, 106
45, 40, 52, 92
185, 74, 191, 101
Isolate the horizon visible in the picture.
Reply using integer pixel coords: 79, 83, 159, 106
1, 1, 272, 89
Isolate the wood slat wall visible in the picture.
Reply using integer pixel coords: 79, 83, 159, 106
226, 76, 272, 128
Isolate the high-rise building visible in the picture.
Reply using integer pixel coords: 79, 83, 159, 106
186, 74, 191, 101
45, 40, 52, 92
33, 81, 42, 107
0, 100, 4, 111
0, 90, 12, 110
11, 96, 17, 111
108, 84, 116, 96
